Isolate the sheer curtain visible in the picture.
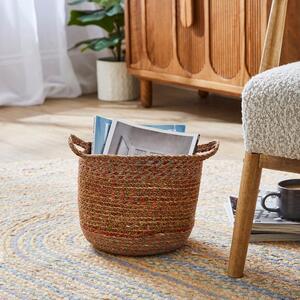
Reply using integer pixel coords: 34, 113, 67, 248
0, 0, 106, 106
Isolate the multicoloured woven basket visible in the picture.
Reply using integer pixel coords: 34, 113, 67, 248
69, 134, 219, 256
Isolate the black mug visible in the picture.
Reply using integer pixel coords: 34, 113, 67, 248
261, 179, 300, 221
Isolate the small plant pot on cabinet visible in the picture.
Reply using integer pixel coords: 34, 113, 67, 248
97, 59, 139, 101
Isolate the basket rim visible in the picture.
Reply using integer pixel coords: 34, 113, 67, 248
68, 134, 219, 160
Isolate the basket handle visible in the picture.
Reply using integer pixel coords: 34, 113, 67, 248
195, 140, 219, 160
68, 134, 91, 158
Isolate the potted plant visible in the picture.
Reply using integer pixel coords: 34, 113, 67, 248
68, 0, 139, 101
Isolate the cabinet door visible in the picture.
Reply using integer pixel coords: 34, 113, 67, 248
176, 0, 205, 74
127, 0, 142, 65
145, 0, 173, 68
245, 0, 265, 76
209, 0, 241, 79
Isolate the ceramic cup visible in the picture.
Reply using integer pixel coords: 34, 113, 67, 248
261, 179, 300, 221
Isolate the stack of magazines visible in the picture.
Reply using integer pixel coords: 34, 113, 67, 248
225, 191, 300, 242
92, 115, 199, 155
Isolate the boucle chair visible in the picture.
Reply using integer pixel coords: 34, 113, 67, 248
228, 0, 300, 278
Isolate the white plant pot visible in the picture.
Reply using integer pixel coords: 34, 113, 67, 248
97, 59, 139, 101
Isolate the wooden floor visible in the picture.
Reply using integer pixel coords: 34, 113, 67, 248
0, 85, 243, 162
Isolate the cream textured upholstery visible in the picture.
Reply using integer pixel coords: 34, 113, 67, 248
242, 62, 300, 160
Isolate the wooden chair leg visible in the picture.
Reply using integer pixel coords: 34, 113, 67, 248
140, 79, 152, 108
228, 152, 262, 278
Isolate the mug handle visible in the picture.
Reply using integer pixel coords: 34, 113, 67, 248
261, 192, 281, 213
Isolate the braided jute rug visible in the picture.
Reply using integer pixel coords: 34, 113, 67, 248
0, 158, 299, 300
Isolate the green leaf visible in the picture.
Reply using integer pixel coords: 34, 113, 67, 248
68, 0, 124, 8
68, 39, 98, 50
70, 38, 97, 50
78, 10, 106, 22
68, 0, 88, 5
96, 0, 121, 9
68, 10, 114, 32
113, 13, 124, 27
87, 37, 119, 51
71, 36, 122, 52
105, 4, 123, 16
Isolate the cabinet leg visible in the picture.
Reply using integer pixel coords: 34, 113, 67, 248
228, 152, 262, 278
198, 90, 209, 98
140, 79, 152, 108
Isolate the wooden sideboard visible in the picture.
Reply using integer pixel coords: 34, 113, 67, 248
125, 0, 300, 107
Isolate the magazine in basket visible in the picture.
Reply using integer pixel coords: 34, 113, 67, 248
92, 115, 187, 154
225, 190, 300, 242
103, 120, 199, 156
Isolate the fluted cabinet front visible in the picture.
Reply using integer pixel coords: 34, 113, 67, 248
126, 0, 300, 97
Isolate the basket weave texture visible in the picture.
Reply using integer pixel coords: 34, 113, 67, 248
69, 135, 219, 256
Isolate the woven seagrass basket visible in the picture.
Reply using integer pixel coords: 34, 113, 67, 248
69, 134, 219, 256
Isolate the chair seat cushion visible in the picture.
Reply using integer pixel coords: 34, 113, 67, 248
242, 62, 300, 160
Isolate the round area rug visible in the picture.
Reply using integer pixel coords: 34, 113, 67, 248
0, 158, 299, 300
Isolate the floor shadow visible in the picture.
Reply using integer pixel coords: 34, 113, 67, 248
152, 84, 242, 124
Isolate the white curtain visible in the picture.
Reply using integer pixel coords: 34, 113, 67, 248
0, 0, 107, 106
